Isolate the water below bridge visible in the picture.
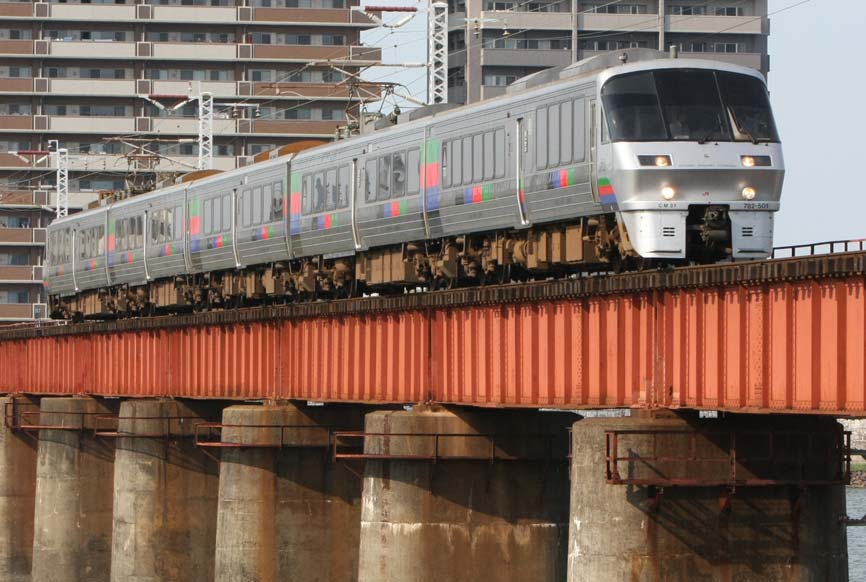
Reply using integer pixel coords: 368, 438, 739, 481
848, 487, 866, 580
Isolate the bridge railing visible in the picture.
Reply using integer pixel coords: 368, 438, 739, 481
773, 239, 866, 258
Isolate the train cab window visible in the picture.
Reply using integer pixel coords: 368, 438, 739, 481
537, 107, 548, 169
600, 72, 666, 142
407, 149, 420, 194
337, 166, 349, 208
377, 155, 391, 201
461, 137, 471, 184
312, 173, 325, 212
252, 187, 263, 224
472, 134, 483, 183
364, 160, 376, 203
204, 199, 213, 235
325, 169, 337, 210
560, 102, 572, 164
392, 152, 406, 198
222, 195, 231, 231
494, 129, 505, 178
452, 139, 462, 186
573, 99, 585, 162
483, 132, 494, 181
442, 142, 451, 188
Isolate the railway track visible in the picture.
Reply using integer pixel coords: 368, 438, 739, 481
2, 240, 865, 341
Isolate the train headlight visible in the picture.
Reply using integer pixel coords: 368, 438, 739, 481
741, 187, 757, 200
638, 155, 672, 167
741, 155, 771, 167
661, 186, 676, 200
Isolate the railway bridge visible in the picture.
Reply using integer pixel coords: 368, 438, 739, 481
1, 242, 865, 581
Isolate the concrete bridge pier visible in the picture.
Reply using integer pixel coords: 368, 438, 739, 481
0, 396, 38, 582
357, 406, 574, 582
110, 399, 222, 582
214, 403, 366, 582
567, 412, 849, 582
31, 396, 118, 582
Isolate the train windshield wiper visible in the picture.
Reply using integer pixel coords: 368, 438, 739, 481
727, 107, 760, 144
697, 117, 722, 144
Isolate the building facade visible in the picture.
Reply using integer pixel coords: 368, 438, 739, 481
0, 189, 50, 323
448, 0, 769, 104
0, 0, 382, 322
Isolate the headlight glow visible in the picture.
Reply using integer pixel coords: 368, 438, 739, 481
638, 155, 672, 167
661, 186, 676, 200
741, 187, 757, 200
741, 155, 771, 167
742, 156, 756, 167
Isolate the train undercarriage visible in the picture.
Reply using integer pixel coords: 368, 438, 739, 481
50, 209, 733, 320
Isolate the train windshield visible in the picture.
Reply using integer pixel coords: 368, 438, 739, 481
600, 69, 779, 143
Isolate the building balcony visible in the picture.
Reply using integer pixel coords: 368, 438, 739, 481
480, 85, 508, 100
0, 39, 33, 55
150, 80, 237, 99
668, 14, 764, 35
678, 51, 764, 70
251, 7, 377, 26
579, 12, 660, 32
0, 191, 50, 207
250, 44, 380, 63
0, 3, 33, 18
245, 81, 379, 101
0, 228, 46, 246
46, 78, 137, 96
47, 116, 137, 134
0, 265, 43, 283
0, 303, 45, 321
251, 119, 341, 136
47, 3, 136, 21
0, 78, 32, 93
47, 40, 137, 59
480, 47, 572, 68
480, 10, 572, 31
0, 115, 33, 130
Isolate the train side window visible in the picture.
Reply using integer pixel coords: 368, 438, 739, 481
472, 134, 483, 183
462, 136, 472, 185
204, 198, 213, 235
135, 216, 143, 248
215, 197, 223, 233
150, 215, 159, 244
241, 189, 250, 226
442, 141, 451, 188
117, 219, 125, 251
483, 132, 494, 181
337, 166, 349, 208
560, 102, 572, 164
494, 128, 505, 178
222, 195, 231, 231
364, 159, 376, 202
452, 139, 462, 186
325, 169, 337, 210
98, 225, 104, 255
600, 103, 609, 144
573, 99, 585, 162
392, 152, 406, 198
549, 104, 560, 167
313, 172, 325, 212
252, 187, 263, 224
378, 155, 391, 201
302, 176, 311, 214
262, 185, 273, 221
172, 207, 180, 241
270, 185, 282, 221
407, 148, 420, 194
537, 107, 548, 169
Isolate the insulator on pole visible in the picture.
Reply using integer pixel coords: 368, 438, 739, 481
198, 91, 214, 171
427, 1, 448, 105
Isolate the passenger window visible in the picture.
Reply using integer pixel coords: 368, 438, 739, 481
392, 152, 406, 198
98, 225, 104, 254
537, 107, 548, 169
452, 139, 462, 186
302, 176, 311, 214
462, 136, 472, 185
118, 219, 126, 251
407, 149, 420, 194
483, 132, 494, 181
261, 185, 272, 221
172, 207, 180, 241
364, 159, 376, 202
378, 155, 391, 201
313, 173, 325, 212
442, 142, 451, 188
270, 185, 281, 221
242, 189, 252, 226
204, 198, 213, 235
215, 197, 224, 233
549, 105, 560, 167
574, 98, 585, 162
325, 169, 337, 211
337, 166, 349, 208
561, 102, 572, 164
223, 195, 231, 231
472, 134, 483, 183
252, 187, 263, 224
136, 216, 143, 248
494, 129, 505, 178
150, 216, 159, 244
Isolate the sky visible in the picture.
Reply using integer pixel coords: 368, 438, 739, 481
361, 0, 866, 246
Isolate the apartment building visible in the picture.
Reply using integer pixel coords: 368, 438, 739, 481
448, 0, 769, 103
0, 0, 382, 322
0, 189, 50, 322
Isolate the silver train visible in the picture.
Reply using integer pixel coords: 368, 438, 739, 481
46, 49, 784, 318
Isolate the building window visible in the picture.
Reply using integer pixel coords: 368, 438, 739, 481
715, 7, 744, 16
0, 291, 30, 304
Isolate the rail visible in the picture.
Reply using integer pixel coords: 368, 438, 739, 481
604, 429, 851, 488
3, 247, 866, 341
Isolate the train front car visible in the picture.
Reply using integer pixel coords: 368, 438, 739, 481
596, 60, 783, 262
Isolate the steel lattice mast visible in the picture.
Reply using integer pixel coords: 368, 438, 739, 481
427, 2, 448, 105
197, 91, 214, 171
